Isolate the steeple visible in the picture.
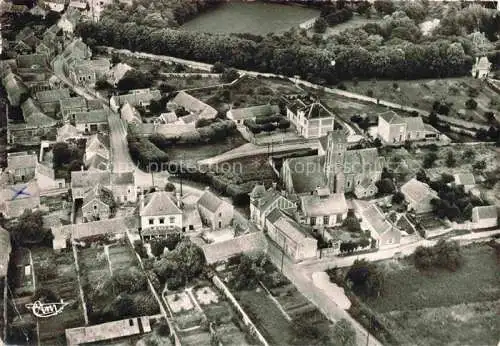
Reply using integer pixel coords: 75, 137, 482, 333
325, 130, 347, 194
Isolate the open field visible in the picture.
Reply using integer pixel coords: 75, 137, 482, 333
31, 248, 86, 345
360, 244, 500, 346
342, 77, 500, 125
180, 2, 319, 35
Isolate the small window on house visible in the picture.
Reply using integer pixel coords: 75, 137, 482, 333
219, 212, 222, 217
323, 216, 329, 225
149, 218, 154, 225
94, 205, 97, 209
310, 217, 316, 226
159, 218, 164, 224
189, 225, 194, 231
169, 217, 175, 224
129, 319, 134, 326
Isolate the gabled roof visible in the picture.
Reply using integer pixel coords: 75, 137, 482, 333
121, 103, 142, 123
86, 134, 110, 156
83, 184, 113, 207
472, 205, 497, 220
16, 54, 47, 69
57, 123, 80, 141
229, 104, 280, 121
344, 148, 381, 174
361, 204, 393, 235
21, 98, 57, 127
85, 154, 109, 171
198, 190, 225, 213
305, 102, 335, 120
60, 96, 87, 110
35, 88, 71, 103
110, 63, 133, 84
2, 72, 28, 106
401, 178, 437, 204
74, 109, 109, 124
300, 193, 347, 217
112, 88, 161, 108
379, 111, 404, 124
141, 192, 182, 217
285, 155, 327, 194
404, 117, 425, 132
53, 216, 139, 242
454, 173, 475, 186
36, 162, 56, 180
202, 232, 267, 264
268, 209, 314, 243
171, 91, 217, 119
71, 171, 110, 188
476, 56, 491, 70
7, 152, 37, 170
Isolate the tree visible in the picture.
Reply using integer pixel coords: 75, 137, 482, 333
134, 240, 148, 258
278, 118, 291, 131
465, 98, 477, 110
416, 169, 429, 184
313, 17, 327, 34
9, 209, 53, 247
164, 183, 176, 192
52, 142, 72, 168
95, 78, 112, 90
261, 122, 277, 134
117, 70, 153, 92
414, 240, 463, 271
484, 111, 496, 123
220, 68, 240, 83
345, 259, 383, 297
375, 178, 395, 194
445, 151, 456, 167
392, 191, 405, 204
151, 239, 166, 258
472, 160, 487, 171
462, 149, 476, 162
374, 0, 395, 15
328, 319, 356, 346
211, 61, 225, 73
423, 152, 438, 168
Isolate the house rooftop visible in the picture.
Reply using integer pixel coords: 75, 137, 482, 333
35, 88, 71, 103
472, 205, 497, 220
71, 171, 110, 188
379, 111, 404, 124
361, 204, 392, 235
74, 109, 109, 124
286, 155, 327, 194
401, 178, 437, 204
112, 88, 161, 108
141, 191, 182, 217
454, 173, 476, 186
16, 54, 47, 69
7, 152, 37, 170
57, 123, 80, 141
171, 91, 217, 119
229, 104, 280, 121
21, 98, 57, 127
198, 190, 225, 213
268, 209, 314, 243
300, 193, 347, 217
404, 116, 425, 132
60, 96, 87, 110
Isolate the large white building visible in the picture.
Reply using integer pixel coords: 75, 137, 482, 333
285, 96, 335, 139
377, 111, 440, 144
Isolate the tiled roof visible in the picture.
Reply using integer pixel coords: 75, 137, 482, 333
8, 152, 37, 170
476, 56, 491, 70
71, 171, 110, 188
229, 104, 280, 121
21, 98, 57, 127
306, 102, 335, 119
35, 88, 71, 103
401, 178, 437, 204
112, 89, 161, 108
2, 73, 28, 106
57, 124, 80, 141
379, 111, 404, 124
270, 209, 314, 243
16, 54, 47, 69
404, 117, 425, 132
36, 162, 56, 179
249, 184, 266, 199
53, 216, 138, 241
472, 205, 497, 220
85, 154, 109, 171
110, 63, 133, 84
83, 184, 113, 207
202, 231, 267, 264
160, 112, 178, 124
171, 91, 217, 119
300, 193, 347, 217
121, 103, 142, 123
74, 109, 109, 124
141, 191, 181, 217
454, 173, 475, 186
361, 204, 392, 235
60, 96, 87, 110
86, 133, 110, 154
198, 190, 224, 213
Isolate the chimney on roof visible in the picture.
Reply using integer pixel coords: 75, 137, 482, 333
80, 165, 84, 171
271, 182, 277, 191
204, 186, 210, 191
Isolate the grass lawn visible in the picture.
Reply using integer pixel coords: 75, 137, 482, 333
360, 244, 500, 346
165, 132, 247, 164
342, 77, 500, 126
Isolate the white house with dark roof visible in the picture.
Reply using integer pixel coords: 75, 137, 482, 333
140, 191, 183, 238
227, 104, 280, 125
298, 193, 348, 229
471, 205, 497, 229
197, 188, 234, 230
377, 111, 440, 144
285, 96, 335, 139
0, 226, 11, 277
67, 58, 111, 87
401, 178, 438, 214
471, 56, 491, 79
84, 134, 110, 170
249, 183, 297, 230
265, 208, 317, 261
82, 185, 114, 222
111, 172, 137, 203
71, 170, 136, 203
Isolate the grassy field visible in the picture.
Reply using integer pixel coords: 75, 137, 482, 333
342, 77, 500, 125
361, 244, 500, 346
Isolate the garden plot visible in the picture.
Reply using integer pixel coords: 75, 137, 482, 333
166, 292, 195, 314
107, 244, 137, 271
165, 291, 204, 331
31, 248, 86, 345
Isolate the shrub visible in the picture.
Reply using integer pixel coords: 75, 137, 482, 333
414, 240, 463, 271
465, 98, 478, 110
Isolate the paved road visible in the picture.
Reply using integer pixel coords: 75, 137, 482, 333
266, 241, 383, 346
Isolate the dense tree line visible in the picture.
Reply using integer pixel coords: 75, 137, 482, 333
414, 240, 463, 271
76, 17, 473, 83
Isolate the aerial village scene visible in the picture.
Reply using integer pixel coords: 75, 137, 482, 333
0, 0, 499, 345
